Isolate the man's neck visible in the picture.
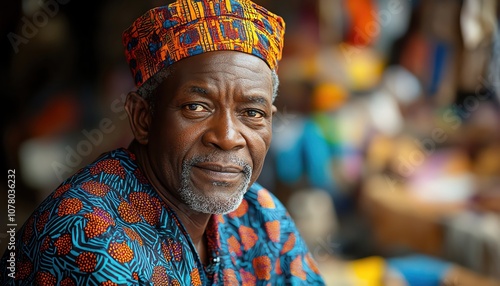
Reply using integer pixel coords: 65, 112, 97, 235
128, 141, 210, 263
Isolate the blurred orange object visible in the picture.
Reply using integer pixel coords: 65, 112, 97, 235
29, 92, 80, 138
344, 0, 379, 46
311, 83, 348, 112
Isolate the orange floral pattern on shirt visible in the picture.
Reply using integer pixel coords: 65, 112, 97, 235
265, 220, 280, 242
58, 198, 83, 217
83, 207, 115, 239
76, 252, 97, 272
129, 192, 162, 225
89, 159, 126, 179
54, 233, 72, 255
108, 241, 134, 263
81, 181, 111, 197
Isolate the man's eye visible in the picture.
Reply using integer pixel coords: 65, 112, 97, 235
184, 104, 205, 112
245, 110, 264, 118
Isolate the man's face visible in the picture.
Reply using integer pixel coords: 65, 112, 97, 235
147, 51, 275, 214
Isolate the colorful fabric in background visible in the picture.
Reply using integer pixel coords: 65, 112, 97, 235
337, 255, 452, 286
272, 114, 358, 216
0, 148, 324, 285
343, 0, 378, 46
387, 254, 452, 286
122, 0, 285, 89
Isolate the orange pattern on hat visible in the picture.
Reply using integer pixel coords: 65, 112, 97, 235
122, 0, 285, 88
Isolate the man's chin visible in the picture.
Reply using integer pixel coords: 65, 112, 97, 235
189, 192, 245, 214
179, 158, 253, 214
179, 183, 248, 214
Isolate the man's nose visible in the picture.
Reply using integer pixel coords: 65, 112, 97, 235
202, 111, 246, 151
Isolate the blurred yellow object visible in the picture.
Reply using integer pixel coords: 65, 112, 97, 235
342, 45, 385, 91
347, 256, 386, 286
312, 83, 348, 112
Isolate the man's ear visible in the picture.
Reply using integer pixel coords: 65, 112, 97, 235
125, 92, 151, 145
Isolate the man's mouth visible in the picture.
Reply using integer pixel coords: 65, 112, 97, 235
192, 162, 244, 182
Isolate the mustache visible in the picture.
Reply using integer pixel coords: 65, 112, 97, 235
184, 153, 252, 176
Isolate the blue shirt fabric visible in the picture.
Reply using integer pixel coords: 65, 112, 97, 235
0, 148, 325, 285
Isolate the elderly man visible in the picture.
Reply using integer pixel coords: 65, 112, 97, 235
0, 0, 325, 285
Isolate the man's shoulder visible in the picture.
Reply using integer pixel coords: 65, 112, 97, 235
1, 148, 154, 281
67, 147, 138, 183
52, 147, 145, 199
20, 147, 148, 238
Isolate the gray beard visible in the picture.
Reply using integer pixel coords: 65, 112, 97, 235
178, 155, 252, 214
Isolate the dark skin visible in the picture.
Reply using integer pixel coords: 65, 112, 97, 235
124, 51, 277, 265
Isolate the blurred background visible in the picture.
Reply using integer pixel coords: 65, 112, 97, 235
1, 0, 500, 285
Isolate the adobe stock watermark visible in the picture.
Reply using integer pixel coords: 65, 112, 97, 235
384, 76, 498, 190
52, 93, 128, 182
340, 0, 409, 63
311, 234, 340, 262
7, 0, 71, 54
273, 106, 297, 133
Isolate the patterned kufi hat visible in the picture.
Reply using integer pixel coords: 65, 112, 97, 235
122, 0, 285, 92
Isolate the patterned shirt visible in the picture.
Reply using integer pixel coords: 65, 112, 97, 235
0, 148, 325, 285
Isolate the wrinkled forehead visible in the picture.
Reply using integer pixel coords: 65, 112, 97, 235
140, 50, 273, 98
